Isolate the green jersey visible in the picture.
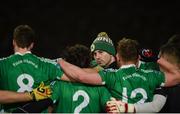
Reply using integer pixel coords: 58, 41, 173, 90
99, 64, 165, 104
0, 52, 63, 112
138, 60, 159, 71
51, 80, 111, 113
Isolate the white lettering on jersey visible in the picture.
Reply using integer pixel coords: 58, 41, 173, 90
73, 90, 90, 113
122, 87, 147, 104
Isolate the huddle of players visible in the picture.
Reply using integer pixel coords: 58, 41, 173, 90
0, 25, 180, 113
58, 33, 180, 113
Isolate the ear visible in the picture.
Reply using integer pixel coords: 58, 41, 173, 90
29, 42, 34, 50
116, 53, 122, 67
13, 39, 18, 49
136, 55, 141, 66
116, 53, 119, 62
116, 53, 123, 63
138, 54, 141, 60
136, 55, 141, 63
13, 39, 16, 46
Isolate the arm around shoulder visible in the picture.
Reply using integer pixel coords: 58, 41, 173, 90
58, 59, 103, 85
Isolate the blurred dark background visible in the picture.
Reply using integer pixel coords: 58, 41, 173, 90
0, 0, 180, 59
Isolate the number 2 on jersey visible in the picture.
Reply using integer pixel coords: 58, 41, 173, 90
73, 90, 90, 113
122, 87, 147, 104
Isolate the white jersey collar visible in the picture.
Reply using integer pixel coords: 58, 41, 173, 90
15, 51, 31, 56
137, 60, 145, 68
120, 64, 136, 69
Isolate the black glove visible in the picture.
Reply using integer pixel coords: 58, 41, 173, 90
12, 99, 53, 113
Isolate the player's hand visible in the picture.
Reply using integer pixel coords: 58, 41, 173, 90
106, 97, 121, 113
27, 82, 52, 101
106, 97, 135, 113
139, 48, 158, 62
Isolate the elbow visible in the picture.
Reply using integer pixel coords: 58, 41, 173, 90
152, 95, 167, 112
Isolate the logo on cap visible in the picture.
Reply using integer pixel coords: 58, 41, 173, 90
90, 44, 95, 52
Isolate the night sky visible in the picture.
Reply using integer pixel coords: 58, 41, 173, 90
0, 0, 180, 58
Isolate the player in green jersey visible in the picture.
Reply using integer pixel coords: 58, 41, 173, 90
106, 35, 180, 113
0, 83, 52, 104
51, 44, 111, 113
58, 38, 180, 112
0, 25, 64, 112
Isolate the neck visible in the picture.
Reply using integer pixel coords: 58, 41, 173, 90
105, 56, 116, 68
121, 61, 137, 66
14, 47, 30, 54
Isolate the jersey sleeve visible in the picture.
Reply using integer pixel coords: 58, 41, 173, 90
150, 71, 165, 87
98, 70, 117, 89
48, 63, 64, 81
139, 61, 160, 71
49, 80, 61, 103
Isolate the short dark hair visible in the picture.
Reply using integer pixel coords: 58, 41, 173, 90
13, 25, 35, 48
61, 44, 91, 68
159, 34, 180, 65
160, 42, 180, 65
117, 38, 139, 62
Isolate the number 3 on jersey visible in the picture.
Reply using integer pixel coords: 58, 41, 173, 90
17, 73, 34, 92
73, 90, 90, 113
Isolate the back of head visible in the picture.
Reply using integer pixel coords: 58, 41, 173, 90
160, 40, 180, 68
13, 25, 35, 48
117, 38, 139, 62
61, 44, 91, 68
90, 32, 116, 56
